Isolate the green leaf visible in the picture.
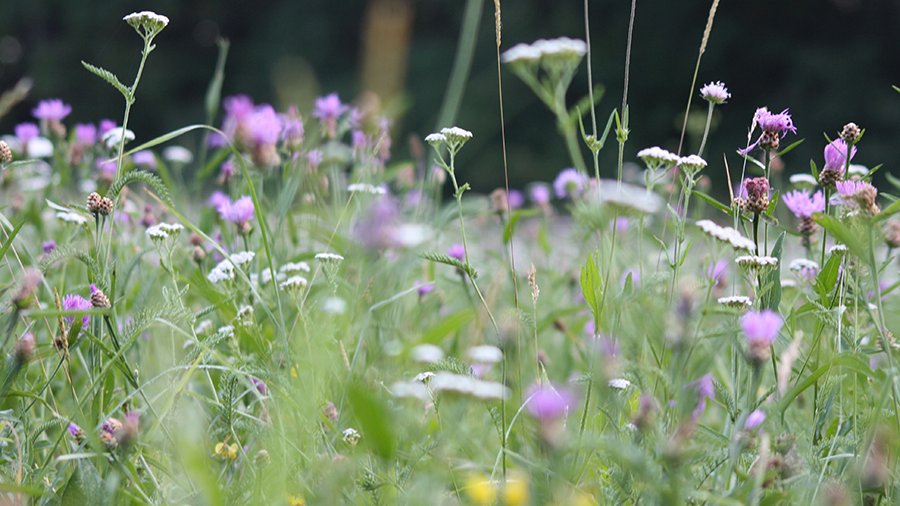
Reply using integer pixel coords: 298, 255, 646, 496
809, 159, 819, 181
694, 190, 733, 215
503, 209, 539, 244
347, 382, 395, 460
814, 213, 869, 259
81, 61, 130, 100
874, 198, 900, 222
776, 138, 805, 158
777, 354, 872, 419
0, 220, 24, 261
814, 253, 841, 304
61, 459, 103, 506
204, 39, 230, 122
580, 252, 603, 324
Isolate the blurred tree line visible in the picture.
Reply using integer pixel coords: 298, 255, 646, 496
1, 0, 897, 196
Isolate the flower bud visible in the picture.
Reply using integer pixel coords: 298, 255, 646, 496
840, 122, 860, 144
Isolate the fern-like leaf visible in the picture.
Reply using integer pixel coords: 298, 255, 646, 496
107, 169, 171, 205
40, 245, 102, 281
81, 61, 131, 101
420, 252, 478, 279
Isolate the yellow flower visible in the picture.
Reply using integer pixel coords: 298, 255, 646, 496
465, 474, 497, 505
215, 441, 239, 461
502, 475, 529, 506
287, 495, 306, 506
290, 366, 299, 379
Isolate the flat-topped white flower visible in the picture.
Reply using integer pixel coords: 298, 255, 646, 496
608, 378, 632, 390
411, 344, 444, 364
848, 164, 869, 176
789, 258, 819, 275
27, 137, 54, 158
597, 179, 663, 214
828, 244, 848, 255
102, 127, 135, 149
718, 295, 752, 309
162, 145, 192, 164
637, 146, 680, 169
424, 133, 446, 146
501, 43, 542, 64
467, 345, 503, 364
229, 251, 255, 266
347, 183, 387, 195
679, 154, 707, 173
414, 371, 435, 383
695, 220, 755, 251
736, 255, 778, 270
532, 37, 587, 58
315, 252, 344, 263
321, 296, 347, 314
341, 428, 360, 446
157, 222, 184, 235
279, 276, 308, 290
194, 319, 213, 336
788, 173, 818, 187
207, 261, 235, 283
216, 325, 235, 339
780, 279, 798, 288
390, 381, 430, 401
146, 224, 168, 241
259, 267, 286, 286
280, 261, 311, 273
429, 372, 509, 400
57, 211, 89, 225
124, 11, 170, 29
439, 127, 473, 144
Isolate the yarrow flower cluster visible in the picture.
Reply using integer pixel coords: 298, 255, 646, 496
678, 154, 707, 176
123, 11, 170, 38
789, 258, 819, 281
718, 295, 752, 309
696, 220, 755, 251
637, 146, 680, 170
501, 37, 587, 65
145, 222, 184, 241
735, 255, 778, 271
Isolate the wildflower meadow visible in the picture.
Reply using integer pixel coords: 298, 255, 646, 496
1, 5, 899, 505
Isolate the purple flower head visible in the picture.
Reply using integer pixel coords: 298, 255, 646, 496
612, 217, 630, 234
42, 240, 57, 254
754, 107, 796, 135
691, 373, 715, 420
448, 243, 465, 261
219, 159, 235, 180
223, 95, 255, 120
96, 159, 117, 179
132, 150, 157, 169
307, 149, 323, 171
553, 168, 586, 199
74, 123, 98, 146
823, 139, 856, 173
782, 190, 825, 219
699, 81, 731, 105
348, 107, 363, 129
251, 377, 267, 395
508, 189, 525, 209
67, 422, 83, 438
529, 184, 551, 206
32, 99, 72, 121
353, 196, 399, 249
744, 409, 766, 430
313, 93, 348, 137
526, 384, 575, 421
62, 294, 92, 328
281, 105, 304, 147
15, 123, 40, 144
208, 191, 230, 211
707, 259, 729, 287
247, 105, 282, 146
352, 130, 367, 152
219, 195, 255, 226
741, 309, 782, 347
98, 119, 117, 136
417, 282, 435, 298
835, 179, 871, 198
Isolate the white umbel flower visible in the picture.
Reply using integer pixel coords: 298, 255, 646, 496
679, 154, 707, 174
280, 261, 311, 273
789, 258, 819, 274
101, 127, 135, 149
429, 372, 509, 400
347, 183, 387, 195
411, 344, 444, 364
162, 145, 193, 164
608, 378, 632, 390
279, 276, 308, 290
56, 211, 89, 225
637, 146, 680, 169
789, 173, 818, 187
532, 37, 587, 58
439, 127, 473, 144
208, 259, 236, 283
229, 251, 255, 266
124, 11, 170, 30
718, 295, 752, 309
695, 220, 756, 251
501, 43, 543, 64
828, 244, 848, 255
315, 252, 344, 263
736, 255, 779, 270
424, 133, 446, 146
341, 428, 361, 446
467, 345, 503, 364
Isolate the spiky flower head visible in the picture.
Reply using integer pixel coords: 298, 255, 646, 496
90, 284, 111, 309
741, 177, 770, 214
552, 168, 586, 199
739, 107, 797, 155
782, 190, 824, 219
32, 99, 72, 122
62, 294, 92, 328
0, 140, 12, 164
699, 81, 731, 105
526, 384, 574, 421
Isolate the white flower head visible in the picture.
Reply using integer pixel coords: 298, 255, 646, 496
279, 275, 308, 291
789, 173, 818, 188
848, 164, 869, 177
424, 133, 446, 147
429, 372, 509, 400
56, 211, 89, 225
597, 179, 663, 214
533, 37, 587, 59
347, 183, 387, 195
789, 258, 819, 274
736, 255, 779, 271
229, 251, 255, 266
411, 344, 444, 364
414, 371, 435, 384
440, 127, 473, 145
637, 146, 680, 170
501, 43, 543, 64
279, 261, 311, 273
679, 154, 707, 174
699, 81, 731, 105
26, 137, 54, 158
390, 381, 430, 401
608, 378, 632, 390
321, 296, 347, 315
828, 244, 848, 256
124, 11, 170, 35
717, 295, 752, 309
341, 428, 361, 446
467, 345, 503, 364
146, 224, 168, 241
194, 319, 213, 336
102, 127, 135, 149
315, 252, 344, 263
695, 220, 755, 251
162, 145, 193, 164
208, 260, 236, 283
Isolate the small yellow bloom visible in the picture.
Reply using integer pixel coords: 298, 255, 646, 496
290, 366, 299, 379
465, 474, 497, 505
502, 475, 529, 506
287, 495, 306, 506
215, 441, 239, 461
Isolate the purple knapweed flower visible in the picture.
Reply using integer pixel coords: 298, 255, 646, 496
96, 159, 117, 180
823, 139, 856, 173
448, 243, 465, 261
313, 93, 348, 138
835, 179, 871, 198
739, 107, 797, 155
74, 123, 98, 146
15, 123, 40, 144
62, 293, 92, 328
526, 384, 575, 421
782, 190, 825, 219
32, 99, 72, 121
352, 130, 367, 153
247, 105, 282, 146
692, 373, 715, 420
219, 195, 255, 226
417, 282, 435, 298
68, 422, 83, 439
251, 377, 267, 395
208, 191, 230, 211
741, 309, 782, 345
553, 168, 586, 199
745, 409, 766, 430
529, 184, 551, 206
707, 259, 729, 287
307, 149, 323, 171
132, 150, 157, 168
98, 119, 117, 136
508, 189, 525, 209
281, 105, 304, 148
42, 240, 57, 254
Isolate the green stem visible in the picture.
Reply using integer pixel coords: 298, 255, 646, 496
698, 102, 715, 156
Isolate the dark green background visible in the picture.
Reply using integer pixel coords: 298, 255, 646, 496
1, 1, 897, 195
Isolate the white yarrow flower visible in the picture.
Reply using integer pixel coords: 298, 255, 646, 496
229, 251, 255, 266
424, 133, 446, 146
608, 378, 632, 390
789, 173, 818, 187
315, 252, 344, 263
440, 127, 473, 144
411, 344, 444, 364
679, 154, 707, 173
718, 295, 752, 309
56, 211, 89, 225
637, 146, 680, 169
279, 261, 311, 273
736, 255, 779, 270
162, 145, 193, 164
279, 276, 308, 290
102, 127, 135, 149
124, 11, 170, 29
347, 183, 387, 195
501, 43, 543, 64
467, 345, 503, 364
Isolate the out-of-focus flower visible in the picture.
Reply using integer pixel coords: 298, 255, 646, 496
782, 190, 824, 219
313, 93, 348, 138
448, 243, 465, 261
745, 409, 766, 430
32, 99, 72, 121
74, 123, 97, 146
637, 146, 680, 170
553, 168, 586, 199
218, 195, 255, 228
62, 294, 92, 328
741, 309, 782, 364
132, 150, 157, 168
526, 384, 574, 421
692, 373, 715, 420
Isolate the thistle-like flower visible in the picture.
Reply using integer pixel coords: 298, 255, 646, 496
741, 309, 782, 365
739, 107, 796, 154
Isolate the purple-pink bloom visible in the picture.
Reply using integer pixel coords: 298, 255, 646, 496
508, 189, 524, 209
219, 195, 255, 226
98, 119, 117, 136
835, 179, 871, 197
529, 184, 551, 206
552, 168, 586, 199
208, 191, 230, 211
448, 243, 465, 261
96, 159, 117, 179
417, 282, 435, 298
352, 130, 367, 152
692, 373, 715, 420
62, 294, 92, 328
42, 240, 57, 254
740, 309, 782, 347
823, 139, 856, 173
739, 107, 796, 155
15, 123, 39, 144
132, 150, 157, 168
246, 105, 282, 146
745, 409, 766, 430
67, 422, 83, 438
707, 260, 729, 287
251, 377, 267, 395
307, 149, 323, 171
782, 190, 825, 219
74, 123, 98, 146
281, 105, 304, 147
526, 384, 575, 421
313, 93, 348, 137
32, 99, 72, 121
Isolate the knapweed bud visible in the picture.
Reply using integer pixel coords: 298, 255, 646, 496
0, 140, 12, 164
100, 417, 123, 448
15, 333, 35, 363
489, 188, 508, 214
759, 131, 780, 152
192, 246, 207, 264
13, 268, 42, 309
742, 177, 770, 214
86, 192, 103, 214
90, 284, 111, 309
885, 219, 900, 249
840, 122, 860, 144
97, 197, 114, 216
68, 422, 84, 441
323, 401, 339, 423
